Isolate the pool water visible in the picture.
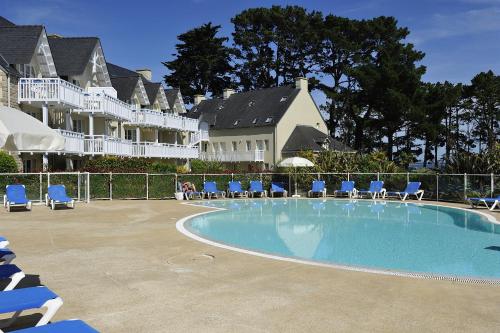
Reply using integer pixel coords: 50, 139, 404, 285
185, 199, 500, 280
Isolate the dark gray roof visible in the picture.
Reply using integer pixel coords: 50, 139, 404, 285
0, 25, 43, 64
0, 17, 16, 27
187, 85, 300, 129
48, 37, 98, 76
107, 63, 140, 101
142, 79, 162, 105
282, 125, 354, 153
164, 89, 180, 108
0, 54, 20, 76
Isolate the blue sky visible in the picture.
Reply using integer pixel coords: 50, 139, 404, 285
2, 0, 499, 86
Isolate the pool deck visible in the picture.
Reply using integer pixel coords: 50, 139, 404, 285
0, 199, 499, 332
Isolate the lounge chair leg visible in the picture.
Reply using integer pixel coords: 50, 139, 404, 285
2, 253, 15, 265
37, 297, 63, 326
4, 271, 25, 291
0, 310, 23, 329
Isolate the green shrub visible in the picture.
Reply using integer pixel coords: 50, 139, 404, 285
150, 161, 177, 173
0, 150, 18, 173
190, 159, 224, 173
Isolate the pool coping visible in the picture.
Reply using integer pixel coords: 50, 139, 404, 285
176, 198, 500, 285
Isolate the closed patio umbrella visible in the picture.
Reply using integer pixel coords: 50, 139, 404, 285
278, 157, 314, 197
0, 106, 64, 152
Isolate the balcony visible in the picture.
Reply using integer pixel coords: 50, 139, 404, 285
200, 150, 265, 162
56, 129, 85, 154
134, 142, 199, 159
18, 78, 85, 109
81, 92, 133, 121
128, 109, 200, 132
84, 135, 134, 156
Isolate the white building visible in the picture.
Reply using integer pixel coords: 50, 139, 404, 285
0, 16, 206, 172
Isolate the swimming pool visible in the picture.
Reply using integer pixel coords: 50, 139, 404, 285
179, 199, 500, 281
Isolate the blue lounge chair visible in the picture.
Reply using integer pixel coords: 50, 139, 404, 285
4, 185, 32, 212
358, 181, 385, 199
0, 248, 15, 265
46, 185, 75, 210
0, 264, 25, 291
0, 237, 8, 249
202, 181, 226, 199
11, 320, 98, 333
385, 182, 424, 201
0, 286, 63, 329
228, 181, 248, 198
270, 182, 287, 198
177, 182, 202, 200
249, 180, 267, 198
333, 181, 356, 198
308, 180, 326, 198
469, 195, 500, 211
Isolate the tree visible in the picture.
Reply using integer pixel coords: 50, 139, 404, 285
0, 150, 18, 173
231, 6, 322, 90
163, 23, 233, 104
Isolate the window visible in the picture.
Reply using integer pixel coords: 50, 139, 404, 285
265, 117, 273, 123
256, 140, 264, 151
220, 142, 227, 151
248, 101, 255, 107
212, 142, 219, 152
27, 111, 41, 121
232, 141, 237, 151
233, 120, 239, 126
264, 139, 269, 151
125, 129, 137, 141
23, 159, 33, 173
280, 96, 288, 102
202, 142, 208, 152
252, 118, 258, 124
246, 140, 251, 151
18, 64, 35, 78
73, 119, 83, 133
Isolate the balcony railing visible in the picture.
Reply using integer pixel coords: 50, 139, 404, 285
56, 129, 85, 154
200, 150, 265, 162
83, 92, 133, 121
128, 109, 200, 132
54, 131, 198, 158
18, 78, 85, 108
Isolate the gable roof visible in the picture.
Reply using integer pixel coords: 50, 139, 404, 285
0, 25, 44, 64
47, 36, 99, 76
107, 62, 140, 101
0, 54, 20, 76
187, 85, 300, 129
0, 17, 16, 27
282, 125, 354, 153
142, 80, 162, 105
164, 89, 180, 108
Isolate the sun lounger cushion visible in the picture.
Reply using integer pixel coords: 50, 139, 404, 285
48, 185, 72, 203
0, 248, 14, 258
0, 264, 21, 279
6, 185, 29, 204
0, 286, 58, 313
11, 320, 99, 333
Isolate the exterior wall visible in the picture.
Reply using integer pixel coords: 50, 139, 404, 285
0, 71, 20, 110
275, 89, 328, 162
69, 44, 109, 89
206, 127, 275, 167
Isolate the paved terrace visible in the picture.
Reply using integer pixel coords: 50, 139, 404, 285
0, 200, 499, 332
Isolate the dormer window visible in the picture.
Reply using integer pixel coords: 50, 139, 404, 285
252, 118, 258, 124
265, 117, 273, 123
248, 101, 255, 107
233, 120, 239, 126
217, 105, 224, 110
280, 96, 288, 102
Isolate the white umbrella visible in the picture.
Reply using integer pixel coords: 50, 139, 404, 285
278, 157, 314, 197
0, 106, 65, 152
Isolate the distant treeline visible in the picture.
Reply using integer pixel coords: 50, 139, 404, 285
163, 5, 500, 165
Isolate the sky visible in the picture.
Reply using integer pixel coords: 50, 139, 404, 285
1, 0, 499, 89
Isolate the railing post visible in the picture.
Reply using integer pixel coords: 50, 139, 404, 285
464, 173, 467, 200
39, 172, 43, 203
231, 173, 234, 181
77, 171, 81, 202
436, 173, 439, 202
86, 172, 90, 203
260, 173, 263, 182
406, 172, 409, 184
146, 173, 149, 200
377, 172, 380, 181
491, 173, 494, 197
347, 172, 350, 181
47, 172, 51, 188
109, 172, 113, 201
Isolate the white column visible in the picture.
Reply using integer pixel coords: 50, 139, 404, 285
174, 132, 178, 145
136, 127, 141, 143
89, 114, 94, 136
154, 129, 159, 143
42, 103, 48, 126
42, 154, 48, 172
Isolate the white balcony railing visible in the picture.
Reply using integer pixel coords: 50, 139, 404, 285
134, 142, 199, 159
128, 109, 200, 132
200, 150, 265, 162
84, 135, 134, 156
56, 129, 85, 154
130, 109, 166, 127
83, 92, 133, 121
18, 78, 85, 108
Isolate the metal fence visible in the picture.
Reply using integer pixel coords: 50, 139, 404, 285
0, 172, 497, 204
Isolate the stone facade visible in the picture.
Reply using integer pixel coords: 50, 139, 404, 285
0, 71, 20, 110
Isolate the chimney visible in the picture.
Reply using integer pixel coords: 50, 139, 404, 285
193, 94, 205, 106
223, 88, 235, 100
136, 69, 152, 81
295, 77, 308, 91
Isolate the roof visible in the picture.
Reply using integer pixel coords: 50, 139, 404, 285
187, 85, 300, 129
0, 25, 43, 64
107, 63, 141, 101
0, 17, 16, 27
0, 54, 20, 76
142, 80, 162, 105
48, 37, 99, 76
282, 125, 354, 153
164, 89, 180, 108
